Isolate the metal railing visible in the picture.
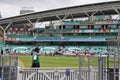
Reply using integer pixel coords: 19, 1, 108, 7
18, 67, 98, 80
0, 55, 18, 80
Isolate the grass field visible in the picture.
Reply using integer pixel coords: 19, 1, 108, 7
19, 56, 79, 67
18, 56, 101, 68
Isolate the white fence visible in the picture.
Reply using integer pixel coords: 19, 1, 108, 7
17, 67, 98, 80
0, 55, 18, 80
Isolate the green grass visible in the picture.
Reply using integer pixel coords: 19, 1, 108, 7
19, 56, 80, 68
18, 56, 116, 68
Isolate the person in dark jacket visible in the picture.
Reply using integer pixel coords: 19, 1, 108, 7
1, 48, 3, 55
34, 46, 40, 53
31, 48, 40, 68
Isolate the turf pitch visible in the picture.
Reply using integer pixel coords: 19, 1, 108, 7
18, 56, 99, 68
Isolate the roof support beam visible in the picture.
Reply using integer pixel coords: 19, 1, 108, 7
34, 18, 44, 28
27, 17, 43, 28
56, 14, 69, 23
0, 22, 12, 43
56, 14, 69, 29
5, 22, 12, 31
0, 22, 12, 31
92, 11, 98, 16
70, 14, 74, 20
0, 25, 4, 31
85, 12, 90, 17
113, 7, 120, 19
100, 11, 105, 15
113, 8, 120, 14
27, 18, 34, 26
85, 11, 98, 21
0, 25, 4, 38
85, 11, 98, 17
56, 14, 69, 21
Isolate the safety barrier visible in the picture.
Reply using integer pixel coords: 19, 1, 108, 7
18, 67, 98, 80
0, 55, 18, 80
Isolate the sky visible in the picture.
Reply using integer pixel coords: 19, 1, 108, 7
0, 0, 117, 18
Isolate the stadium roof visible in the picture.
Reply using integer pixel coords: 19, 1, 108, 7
0, 1, 120, 25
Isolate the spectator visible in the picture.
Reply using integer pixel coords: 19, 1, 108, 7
1, 48, 3, 55
13, 49, 17, 54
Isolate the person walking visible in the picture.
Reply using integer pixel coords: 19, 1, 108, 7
31, 48, 40, 68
